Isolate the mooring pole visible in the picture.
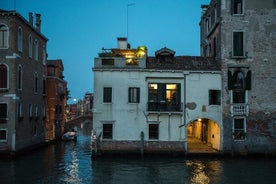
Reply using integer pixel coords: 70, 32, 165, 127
140, 131, 144, 158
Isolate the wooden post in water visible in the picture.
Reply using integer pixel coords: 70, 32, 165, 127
140, 131, 144, 158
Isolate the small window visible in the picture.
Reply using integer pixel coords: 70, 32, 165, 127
232, 0, 243, 15
103, 124, 113, 139
29, 104, 33, 118
0, 103, 7, 123
0, 24, 8, 48
209, 90, 221, 105
0, 64, 8, 89
103, 87, 112, 103
129, 87, 140, 103
17, 103, 22, 118
17, 65, 22, 90
102, 59, 114, 65
42, 75, 46, 95
233, 31, 244, 57
149, 124, 159, 140
34, 72, 38, 93
18, 27, 23, 52
34, 40, 38, 60
233, 118, 246, 140
29, 35, 33, 58
34, 104, 38, 117
0, 129, 7, 141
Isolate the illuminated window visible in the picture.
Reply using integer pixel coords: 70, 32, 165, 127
149, 124, 159, 140
0, 24, 8, 48
129, 87, 140, 103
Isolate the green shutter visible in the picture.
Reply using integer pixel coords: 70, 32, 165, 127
245, 70, 251, 90
228, 71, 234, 90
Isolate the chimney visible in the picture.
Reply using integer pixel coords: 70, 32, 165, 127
35, 13, 41, 32
117, 37, 128, 49
29, 12, 33, 26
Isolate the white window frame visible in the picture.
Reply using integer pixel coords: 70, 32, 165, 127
232, 31, 246, 58
0, 24, 9, 49
232, 117, 246, 140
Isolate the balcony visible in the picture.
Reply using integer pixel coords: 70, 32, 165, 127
230, 103, 249, 116
147, 101, 182, 112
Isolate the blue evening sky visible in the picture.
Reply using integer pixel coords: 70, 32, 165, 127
1, 0, 210, 102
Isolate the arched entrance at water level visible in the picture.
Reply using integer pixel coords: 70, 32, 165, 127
186, 118, 220, 153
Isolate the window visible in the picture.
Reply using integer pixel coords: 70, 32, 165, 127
0, 129, 7, 141
102, 124, 113, 139
29, 35, 33, 58
33, 126, 37, 136
209, 90, 221, 105
17, 103, 22, 118
34, 40, 38, 60
42, 75, 46, 95
0, 103, 7, 123
103, 87, 112, 103
149, 124, 159, 140
34, 105, 38, 117
34, 72, 38, 93
42, 48, 46, 65
0, 64, 8, 89
29, 104, 33, 118
0, 24, 8, 48
232, 0, 243, 15
228, 70, 251, 90
102, 59, 114, 65
148, 83, 181, 111
129, 87, 140, 103
17, 65, 22, 90
42, 104, 46, 118
233, 31, 244, 57
18, 27, 22, 52
233, 118, 246, 140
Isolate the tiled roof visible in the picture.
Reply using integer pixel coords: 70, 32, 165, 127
146, 56, 220, 71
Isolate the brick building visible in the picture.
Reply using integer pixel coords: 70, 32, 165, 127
0, 10, 47, 153
46, 59, 67, 141
200, 0, 276, 154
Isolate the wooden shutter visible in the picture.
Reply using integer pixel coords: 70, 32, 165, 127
245, 70, 251, 90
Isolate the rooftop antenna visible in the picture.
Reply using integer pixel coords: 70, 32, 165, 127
126, 3, 135, 40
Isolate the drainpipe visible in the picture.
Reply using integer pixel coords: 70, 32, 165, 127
183, 71, 189, 150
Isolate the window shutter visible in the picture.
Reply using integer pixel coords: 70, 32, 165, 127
176, 83, 181, 104
137, 88, 140, 103
228, 71, 234, 90
245, 70, 251, 90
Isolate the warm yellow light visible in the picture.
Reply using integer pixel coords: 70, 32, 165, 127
166, 84, 176, 89
198, 118, 202, 122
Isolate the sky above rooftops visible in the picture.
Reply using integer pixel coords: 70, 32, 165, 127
1, 0, 210, 102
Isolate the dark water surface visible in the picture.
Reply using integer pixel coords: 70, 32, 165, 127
1, 123, 276, 184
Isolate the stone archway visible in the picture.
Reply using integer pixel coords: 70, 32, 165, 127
186, 118, 220, 153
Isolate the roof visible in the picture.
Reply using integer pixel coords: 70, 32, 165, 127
146, 56, 220, 71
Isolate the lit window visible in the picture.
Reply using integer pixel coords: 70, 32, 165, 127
0, 64, 8, 89
18, 27, 23, 52
233, 31, 244, 57
103, 87, 112, 103
0, 24, 8, 48
103, 124, 113, 139
128, 87, 140, 103
149, 124, 159, 140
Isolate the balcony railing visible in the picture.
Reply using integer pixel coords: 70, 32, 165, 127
147, 101, 182, 112
231, 103, 249, 116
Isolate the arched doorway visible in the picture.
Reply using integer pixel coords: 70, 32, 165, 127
186, 118, 220, 153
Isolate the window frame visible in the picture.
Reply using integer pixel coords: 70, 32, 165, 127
128, 87, 140, 103
102, 123, 113, 139
103, 87, 112, 103
0, 24, 9, 49
149, 123, 159, 140
232, 117, 246, 140
231, 0, 244, 15
17, 27, 23, 52
0, 129, 7, 142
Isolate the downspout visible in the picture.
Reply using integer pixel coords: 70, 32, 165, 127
183, 71, 189, 151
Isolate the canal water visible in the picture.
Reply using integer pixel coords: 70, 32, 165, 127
1, 122, 276, 184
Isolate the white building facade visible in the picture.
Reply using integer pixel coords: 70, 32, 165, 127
92, 38, 222, 155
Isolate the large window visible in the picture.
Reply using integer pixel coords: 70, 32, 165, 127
0, 64, 8, 89
0, 103, 7, 123
17, 27, 23, 52
149, 124, 159, 140
148, 83, 181, 111
0, 24, 8, 48
233, 118, 246, 140
102, 124, 113, 139
103, 87, 112, 103
231, 0, 243, 15
128, 87, 140, 103
209, 90, 221, 105
233, 31, 244, 57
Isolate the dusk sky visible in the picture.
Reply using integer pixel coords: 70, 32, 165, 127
1, 0, 210, 103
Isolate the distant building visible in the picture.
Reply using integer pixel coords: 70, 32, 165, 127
46, 59, 67, 140
0, 10, 47, 153
92, 38, 221, 155
200, 0, 276, 154
83, 92, 93, 115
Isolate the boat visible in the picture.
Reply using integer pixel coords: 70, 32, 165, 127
62, 129, 77, 141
